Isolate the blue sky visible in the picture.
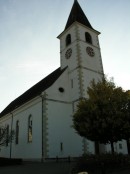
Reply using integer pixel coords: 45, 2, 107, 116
0, 0, 130, 112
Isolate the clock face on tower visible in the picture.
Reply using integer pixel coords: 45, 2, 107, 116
65, 48, 72, 59
86, 46, 95, 57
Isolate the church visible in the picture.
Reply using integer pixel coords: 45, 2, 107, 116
0, 0, 128, 161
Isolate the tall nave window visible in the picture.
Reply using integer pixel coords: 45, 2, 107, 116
28, 115, 32, 143
16, 120, 19, 144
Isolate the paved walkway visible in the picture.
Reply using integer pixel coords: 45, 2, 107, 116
0, 162, 130, 174
0, 162, 74, 174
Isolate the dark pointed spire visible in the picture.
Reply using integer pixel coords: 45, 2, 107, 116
65, 0, 93, 30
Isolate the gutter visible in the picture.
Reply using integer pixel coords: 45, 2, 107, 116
10, 112, 13, 159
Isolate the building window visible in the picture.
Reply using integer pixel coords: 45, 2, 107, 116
0, 127, 1, 137
119, 143, 122, 149
28, 115, 32, 143
71, 79, 73, 88
6, 125, 9, 146
85, 32, 92, 44
16, 120, 19, 144
60, 142, 63, 152
66, 34, 71, 46
59, 87, 64, 93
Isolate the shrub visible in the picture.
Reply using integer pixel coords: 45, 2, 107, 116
0, 157, 22, 166
71, 154, 130, 174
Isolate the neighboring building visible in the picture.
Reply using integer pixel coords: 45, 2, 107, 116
0, 0, 128, 161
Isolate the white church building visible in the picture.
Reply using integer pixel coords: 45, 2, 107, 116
0, 0, 128, 161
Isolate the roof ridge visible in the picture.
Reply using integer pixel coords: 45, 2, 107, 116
0, 67, 67, 117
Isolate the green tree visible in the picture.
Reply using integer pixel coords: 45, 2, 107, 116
73, 77, 130, 154
121, 90, 130, 154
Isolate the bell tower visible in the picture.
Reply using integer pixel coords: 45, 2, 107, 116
58, 0, 104, 101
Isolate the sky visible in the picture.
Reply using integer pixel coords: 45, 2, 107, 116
0, 0, 130, 112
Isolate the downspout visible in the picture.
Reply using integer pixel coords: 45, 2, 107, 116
40, 95, 44, 162
10, 112, 13, 159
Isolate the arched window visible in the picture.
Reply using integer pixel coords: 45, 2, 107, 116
16, 120, 19, 144
28, 115, 32, 142
85, 32, 92, 44
0, 127, 1, 137
66, 34, 71, 46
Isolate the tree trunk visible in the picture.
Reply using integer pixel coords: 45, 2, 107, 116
126, 139, 130, 155
110, 141, 114, 154
95, 141, 100, 155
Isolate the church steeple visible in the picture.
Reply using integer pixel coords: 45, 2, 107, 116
58, 0, 103, 80
65, 0, 93, 30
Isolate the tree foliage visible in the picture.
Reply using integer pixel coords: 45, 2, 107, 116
0, 125, 14, 147
73, 77, 130, 153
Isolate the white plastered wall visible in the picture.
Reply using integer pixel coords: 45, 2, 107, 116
45, 69, 83, 157
0, 98, 42, 160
